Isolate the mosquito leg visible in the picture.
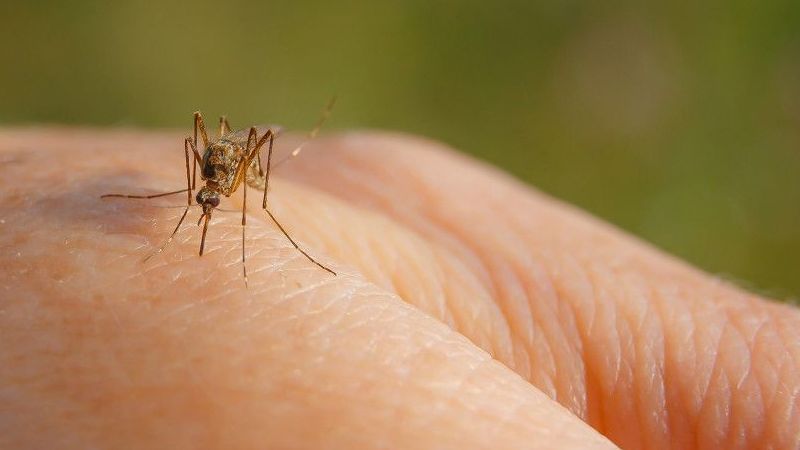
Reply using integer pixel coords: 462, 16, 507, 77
246, 127, 258, 157
143, 207, 190, 263
101, 136, 199, 201
249, 127, 274, 178
186, 136, 203, 174
263, 208, 336, 275
220, 116, 232, 136
194, 111, 210, 147
261, 131, 275, 209
239, 127, 259, 287
143, 142, 194, 262
183, 138, 195, 205
253, 127, 335, 275
193, 112, 210, 189
101, 189, 189, 200
241, 168, 249, 287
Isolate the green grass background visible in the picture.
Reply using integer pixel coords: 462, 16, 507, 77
1, 1, 798, 300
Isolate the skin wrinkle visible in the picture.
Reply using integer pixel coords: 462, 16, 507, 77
294, 187, 504, 352
272, 174, 520, 368
271, 176, 461, 326
587, 259, 642, 449
431, 249, 514, 361
551, 253, 605, 428
305, 134, 582, 408
404, 238, 460, 330
323, 141, 502, 301
709, 298, 760, 448
278, 133, 800, 449
489, 199, 588, 413
651, 279, 697, 449
322, 140, 577, 405
300, 135, 598, 416
641, 280, 670, 448
769, 314, 800, 445
374, 220, 451, 326
620, 272, 669, 450
728, 309, 763, 446
484, 225, 556, 371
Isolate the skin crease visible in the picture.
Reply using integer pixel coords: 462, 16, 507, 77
0, 128, 797, 450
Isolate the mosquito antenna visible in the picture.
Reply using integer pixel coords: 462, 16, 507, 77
273, 96, 336, 168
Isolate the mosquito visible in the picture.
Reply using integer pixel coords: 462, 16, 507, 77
102, 99, 338, 286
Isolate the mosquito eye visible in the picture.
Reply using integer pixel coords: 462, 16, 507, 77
208, 197, 220, 207
202, 164, 216, 178
195, 192, 203, 204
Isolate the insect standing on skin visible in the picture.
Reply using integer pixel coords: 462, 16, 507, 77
101, 99, 338, 286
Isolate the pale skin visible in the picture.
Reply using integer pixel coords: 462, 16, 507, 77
0, 128, 798, 449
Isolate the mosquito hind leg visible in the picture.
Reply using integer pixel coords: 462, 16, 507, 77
264, 208, 335, 275
253, 127, 336, 276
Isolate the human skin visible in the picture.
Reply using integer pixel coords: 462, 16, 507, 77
0, 128, 798, 450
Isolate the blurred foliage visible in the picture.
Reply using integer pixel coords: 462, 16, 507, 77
1, 0, 798, 300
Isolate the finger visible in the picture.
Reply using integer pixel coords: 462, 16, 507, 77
276, 132, 800, 449
0, 129, 617, 449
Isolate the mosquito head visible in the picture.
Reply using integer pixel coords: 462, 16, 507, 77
195, 187, 220, 216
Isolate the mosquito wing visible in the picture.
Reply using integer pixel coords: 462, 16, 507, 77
223, 124, 283, 147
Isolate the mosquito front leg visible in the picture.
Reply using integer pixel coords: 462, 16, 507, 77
239, 127, 259, 287
100, 138, 197, 201
186, 135, 203, 172
143, 140, 195, 262
194, 111, 210, 148
183, 138, 196, 206
192, 112, 210, 189
100, 189, 189, 200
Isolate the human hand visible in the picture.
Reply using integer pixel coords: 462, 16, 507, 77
0, 129, 797, 449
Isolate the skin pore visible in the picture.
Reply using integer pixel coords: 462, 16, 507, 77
0, 128, 798, 449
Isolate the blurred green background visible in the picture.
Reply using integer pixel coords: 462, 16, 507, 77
1, 1, 798, 300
